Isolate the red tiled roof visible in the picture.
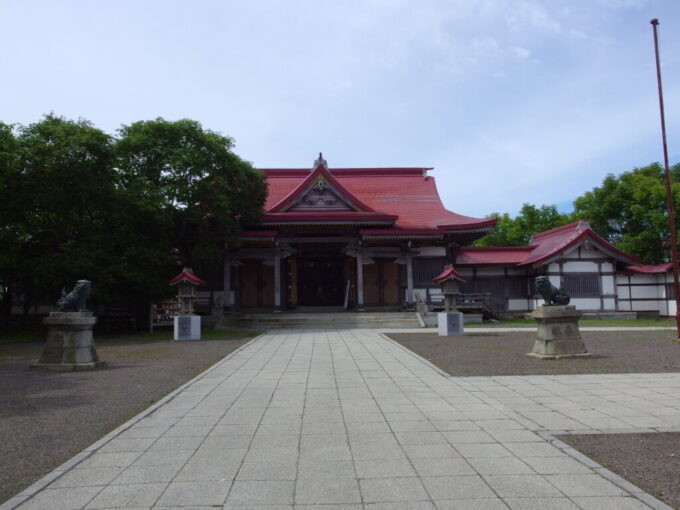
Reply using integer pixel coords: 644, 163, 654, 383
625, 263, 673, 274
455, 221, 643, 267
169, 268, 206, 286
455, 246, 534, 265
519, 220, 642, 266
260, 167, 495, 231
433, 265, 469, 283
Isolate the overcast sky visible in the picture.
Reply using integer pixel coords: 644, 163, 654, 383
2, 0, 679, 218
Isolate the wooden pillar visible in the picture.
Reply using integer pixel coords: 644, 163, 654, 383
233, 264, 240, 311
223, 251, 231, 311
356, 249, 365, 311
273, 250, 282, 312
406, 250, 415, 310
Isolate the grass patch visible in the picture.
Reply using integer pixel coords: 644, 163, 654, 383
465, 317, 675, 328
0, 326, 256, 345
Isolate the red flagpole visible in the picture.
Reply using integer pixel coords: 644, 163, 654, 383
650, 19, 680, 340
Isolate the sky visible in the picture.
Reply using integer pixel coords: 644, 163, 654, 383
2, 0, 679, 218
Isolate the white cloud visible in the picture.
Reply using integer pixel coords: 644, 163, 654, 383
512, 46, 531, 60
1, 0, 679, 220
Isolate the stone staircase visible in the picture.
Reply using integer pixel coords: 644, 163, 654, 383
216, 311, 422, 330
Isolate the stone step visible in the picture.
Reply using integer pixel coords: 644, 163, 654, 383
216, 312, 422, 330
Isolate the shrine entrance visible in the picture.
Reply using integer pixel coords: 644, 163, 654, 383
297, 258, 345, 306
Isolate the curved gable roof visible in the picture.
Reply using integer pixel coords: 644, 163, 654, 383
454, 221, 643, 267
518, 220, 643, 266
260, 167, 495, 231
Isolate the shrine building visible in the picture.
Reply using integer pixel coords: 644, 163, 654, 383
223, 153, 495, 312
215, 154, 676, 317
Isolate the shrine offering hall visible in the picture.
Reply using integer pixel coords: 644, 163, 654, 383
221, 154, 492, 312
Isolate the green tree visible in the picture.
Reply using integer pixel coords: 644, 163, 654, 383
0, 123, 21, 318
0, 115, 267, 318
475, 204, 571, 247
114, 118, 267, 267
573, 162, 680, 263
5, 115, 116, 313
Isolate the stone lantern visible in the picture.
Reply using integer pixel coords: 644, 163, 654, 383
433, 265, 468, 336
169, 268, 206, 340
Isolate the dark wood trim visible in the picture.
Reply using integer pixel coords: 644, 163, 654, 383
618, 297, 668, 302
557, 257, 615, 262
598, 261, 604, 311
545, 272, 616, 276
616, 283, 666, 287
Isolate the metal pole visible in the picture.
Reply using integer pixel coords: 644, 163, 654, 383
651, 19, 680, 339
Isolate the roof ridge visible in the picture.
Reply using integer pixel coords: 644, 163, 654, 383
531, 219, 589, 241
458, 246, 534, 252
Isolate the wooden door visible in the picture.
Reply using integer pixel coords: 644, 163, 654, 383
382, 261, 400, 305
239, 260, 274, 308
363, 259, 401, 306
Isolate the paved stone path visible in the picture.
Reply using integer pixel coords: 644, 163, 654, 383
7, 329, 680, 510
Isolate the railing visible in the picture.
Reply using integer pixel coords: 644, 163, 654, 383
425, 291, 504, 318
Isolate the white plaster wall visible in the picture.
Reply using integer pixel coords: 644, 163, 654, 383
508, 298, 530, 311
569, 298, 602, 310
601, 261, 614, 272
580, 246, 609, 259
630, 300, 663, 311
562, 261, 599, 272
618, 300, 632, 311
417, 247, 446, 257
628, 274, 658, 285
549, 274, 561, 287
602, 275, 615, 295
631, 286, 661, 299
603, 297, 616, 309
617, 285, 631, 299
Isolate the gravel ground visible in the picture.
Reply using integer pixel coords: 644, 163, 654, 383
558, 432, 680, 510
389, 330, 680, 509
0, 334, 254, 503
387, 330, 680, 376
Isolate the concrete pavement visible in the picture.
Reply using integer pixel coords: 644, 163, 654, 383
5, 328, 679, 510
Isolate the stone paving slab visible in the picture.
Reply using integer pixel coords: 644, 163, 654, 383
4, 328, 678, 509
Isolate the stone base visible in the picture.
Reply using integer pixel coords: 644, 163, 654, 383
526, 351, 592, 360
529, 305, 591, 359
33, 311, 102, 371
174, 315, 201, 341
438, 312, 464, 336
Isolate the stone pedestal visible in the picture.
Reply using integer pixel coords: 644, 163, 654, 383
31, 312, 103, 371
174, 315, 201, 341
438, 312, 464, 336
528, 305, 591, 359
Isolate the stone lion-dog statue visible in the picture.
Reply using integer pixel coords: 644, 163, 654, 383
56, 280, 92, 312
535, 275, 570, 306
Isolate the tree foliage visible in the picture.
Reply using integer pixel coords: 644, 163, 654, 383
475, 204, 571, 247
476, 163, 680, 265
115, 118, 266, 266
573, 162, 680, 264
0, 115, 266, 316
